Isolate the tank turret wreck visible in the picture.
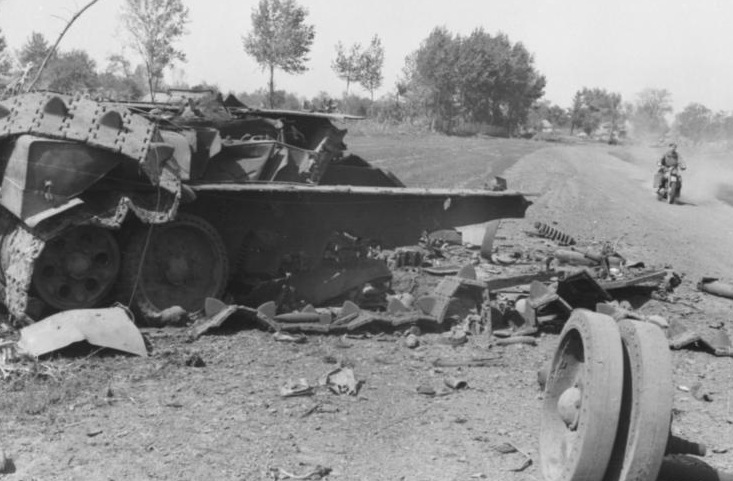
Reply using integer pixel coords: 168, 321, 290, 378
0, 91, 530, 324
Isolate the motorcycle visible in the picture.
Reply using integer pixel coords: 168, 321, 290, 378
654, 165, 684, 204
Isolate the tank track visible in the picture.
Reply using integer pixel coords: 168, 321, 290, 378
0, 93, 183, 323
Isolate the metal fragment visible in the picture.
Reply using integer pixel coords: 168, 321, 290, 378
17, 306, 147, 357
534, 222, 576, 246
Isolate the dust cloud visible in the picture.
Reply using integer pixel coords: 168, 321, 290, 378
679, 148, 733, 205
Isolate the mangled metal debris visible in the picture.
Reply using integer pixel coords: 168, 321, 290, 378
596, 302, 668, 328
512, 281, 571, 329
533, 222, 576, 246
0, 91, 530, 328
697, 277, 733, 300
666, 317, 733, 356
555, 270, 613, 310
598, 269, 668, 291
485, 271, 557, 292
16, 306, 146, 357
280, 378, 314, 398
415, 267, 485, 325
321, 367, 360, 395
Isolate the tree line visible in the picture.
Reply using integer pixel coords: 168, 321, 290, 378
546, 86, 733, 146
0, 0, 727, 143
0, 0, 547, 136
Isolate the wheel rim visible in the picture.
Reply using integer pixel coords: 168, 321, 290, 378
133, 216, 228, 313
32, 226, 120, 310
540, 309, 624, 481
604, 319, 672, 481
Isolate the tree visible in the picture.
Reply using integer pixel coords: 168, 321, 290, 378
404, 27, 545, 134
633, 88, 672, 136
238, 87, 301, 110
499, 38, 546, 131
0, 27, 12, 78
527, 100, 569, 131
105, 54, 133, 77
408, 27, 460, 131
570, 87, 623, 137
547, 104, 570, 128
675, 103, 712, 144
332, 41, 362, 95
121, 0, 190, 101
358, 35, 384, 101
243, 0, 315, 108
45, 49, 99, 93
98, 54, 145, 100
19, 32, 52, 84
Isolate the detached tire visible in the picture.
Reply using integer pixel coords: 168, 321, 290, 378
539, 309, 624, 481
604, 319, 672, 481
118, 213, 229, 320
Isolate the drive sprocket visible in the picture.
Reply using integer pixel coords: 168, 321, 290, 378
32, 225, 121, 311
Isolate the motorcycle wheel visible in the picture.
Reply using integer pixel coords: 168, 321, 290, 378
668, 181, 678, 204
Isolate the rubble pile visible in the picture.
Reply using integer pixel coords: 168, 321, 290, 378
2, 212, 732, 359
180, 219, 679, 344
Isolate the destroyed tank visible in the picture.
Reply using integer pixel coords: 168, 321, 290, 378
0, 91, 530, 324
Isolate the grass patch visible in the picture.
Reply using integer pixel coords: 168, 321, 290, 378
347, 133, 548, 188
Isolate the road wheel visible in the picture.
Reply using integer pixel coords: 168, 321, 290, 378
32, 225, 120, 310
668, 181, 678, 204
539, 309, 624, 481
119, 213, 229, 320
603, 319, 672, 481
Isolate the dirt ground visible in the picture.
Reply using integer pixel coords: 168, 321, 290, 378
1, 134, 732, 481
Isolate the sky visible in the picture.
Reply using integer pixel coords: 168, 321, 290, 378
1, 0, 732, 112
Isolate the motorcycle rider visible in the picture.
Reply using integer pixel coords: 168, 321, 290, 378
656, 143, 686, 194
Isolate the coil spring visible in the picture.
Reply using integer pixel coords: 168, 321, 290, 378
534, 222, 576, 246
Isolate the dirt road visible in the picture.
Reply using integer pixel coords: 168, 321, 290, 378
505, 143, 733, 280
1, 137, 732, 481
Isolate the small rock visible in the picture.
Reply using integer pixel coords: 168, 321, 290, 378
444, 376, 468, 390
537, 365, 549, 390
273, 332, 307, 343
416, 384, 436, 396
398, 293, 415, 308
494, 442, 518, 454
157, 306, 188, 326
322, 355, 338, 364
405, 334, 419, 349
0, 450, 15, 474
185, 354, 206, 368
439, 328, 468, 346
408, 325, 421, 336
647, 315, 668, 329
690, 382, 713, 402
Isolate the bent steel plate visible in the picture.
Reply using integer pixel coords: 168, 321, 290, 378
189, 183, 530, 249
540, 309, 624, 481
604, 319, 672, 481
17, 306, 147, 357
